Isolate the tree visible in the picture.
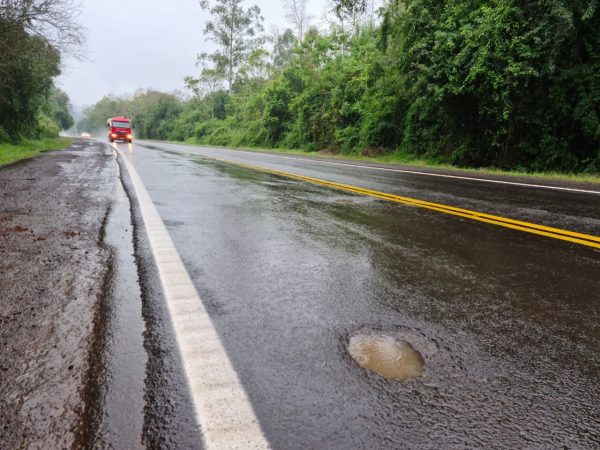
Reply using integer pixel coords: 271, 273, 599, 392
0, 15, 61, 140
78, 90, 183, 140
0, 0, 84, 56
271, 28, 297, 70
241, 48, 270, 81
0, 0, 82, 141
198, 0, 265, 90
330, 0, 367, 30
378, 0, 600, 171
47, 87, 74, 130
185, 65, 223, 118
87, 0, 600, 173
283, 0, 312, 41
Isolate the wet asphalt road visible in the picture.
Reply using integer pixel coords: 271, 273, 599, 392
118, 140, 600, 448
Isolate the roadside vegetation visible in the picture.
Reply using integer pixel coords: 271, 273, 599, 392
79, 0, 600, 176
0, 137, 73, 166
0, 0, 80, 163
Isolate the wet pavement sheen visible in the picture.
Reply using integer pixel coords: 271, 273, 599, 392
121, 142, 600, 449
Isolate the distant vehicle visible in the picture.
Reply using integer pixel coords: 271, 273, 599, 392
80, 132, 91, 139
107, 117, 133, 143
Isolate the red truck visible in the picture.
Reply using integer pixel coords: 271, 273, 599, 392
107, 117, 133, 143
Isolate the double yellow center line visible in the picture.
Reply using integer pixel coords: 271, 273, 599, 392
199, 154, 600, 250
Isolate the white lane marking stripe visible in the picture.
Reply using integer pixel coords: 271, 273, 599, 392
116, 145, 270, 450
151, 142, 600, 196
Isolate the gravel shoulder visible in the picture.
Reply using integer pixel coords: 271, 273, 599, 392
0, 139, 115, 449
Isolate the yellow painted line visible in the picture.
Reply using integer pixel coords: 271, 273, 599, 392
198, 154, 600, 250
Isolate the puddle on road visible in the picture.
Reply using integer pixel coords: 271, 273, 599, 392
348, 333, 425, 381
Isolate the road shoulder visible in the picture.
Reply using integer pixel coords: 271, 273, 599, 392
0, 139, 115, 448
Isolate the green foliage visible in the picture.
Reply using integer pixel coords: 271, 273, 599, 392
198, 0, 265, 89
0, 1, 80, 142
77, 90, 183, 140
132, 91, 183, 139
272, 29, 297, 71
36, 113, 60, 138
333, 0, 367, 25
0, 137, 73, 166
79, 0, 600, 173
383, 0, 600, 171
47, 87, 74, 131
0, 17, 62, 141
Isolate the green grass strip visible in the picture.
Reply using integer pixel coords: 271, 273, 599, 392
0, 137, 73, 167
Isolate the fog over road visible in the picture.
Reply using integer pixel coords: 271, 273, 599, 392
109, 140, 600, 448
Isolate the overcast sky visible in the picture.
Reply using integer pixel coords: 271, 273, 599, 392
57, 0, 329, 108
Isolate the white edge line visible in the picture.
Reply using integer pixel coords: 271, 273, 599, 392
115, 145, 270, 450
146, 141, 600, 196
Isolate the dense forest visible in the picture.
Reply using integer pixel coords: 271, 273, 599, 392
79, 0, 600, 173
0, 1, 80, 143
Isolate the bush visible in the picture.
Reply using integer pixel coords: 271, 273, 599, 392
37, 114, 60, 138
0, 126, 10, 143
77, 2, 600, 174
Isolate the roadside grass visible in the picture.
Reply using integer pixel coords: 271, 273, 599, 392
0, 137, 73, 167
153, 138, 600, 185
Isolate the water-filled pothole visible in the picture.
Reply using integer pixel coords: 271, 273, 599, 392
348, 333, 425, 381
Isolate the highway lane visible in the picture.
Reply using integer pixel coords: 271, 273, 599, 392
138, 141, 600, 237
116, 141, 600, 448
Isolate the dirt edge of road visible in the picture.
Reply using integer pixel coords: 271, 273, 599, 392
0, 140, 116, 449
72, 206, 114, 448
